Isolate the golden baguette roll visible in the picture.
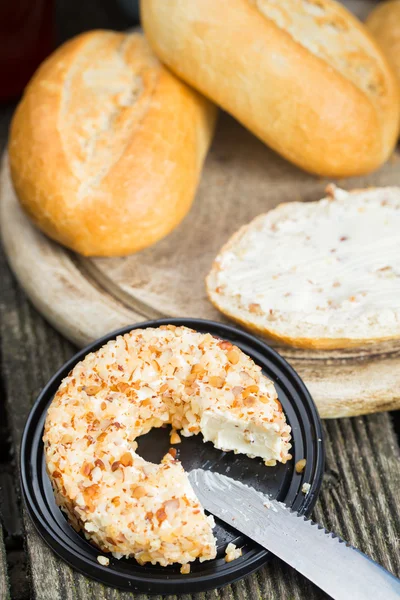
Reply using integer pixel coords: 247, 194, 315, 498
141, 0, 400, 178
8, 30, 217, 257
367, 1, 400, 86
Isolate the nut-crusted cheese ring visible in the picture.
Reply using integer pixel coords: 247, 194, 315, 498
44, 325, 291, 567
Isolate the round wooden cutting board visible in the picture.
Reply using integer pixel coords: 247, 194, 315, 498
2, 110, 400, 419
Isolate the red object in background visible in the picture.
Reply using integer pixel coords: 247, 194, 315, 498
0, 0, 55, 102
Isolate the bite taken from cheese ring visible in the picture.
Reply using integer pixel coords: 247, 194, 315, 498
44, 325, 291, 568
207, 185, 400, 350
8, 30, 217, 257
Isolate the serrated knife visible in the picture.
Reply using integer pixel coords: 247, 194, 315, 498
188, 469, 400, 600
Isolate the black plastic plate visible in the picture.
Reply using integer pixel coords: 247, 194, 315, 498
20, 318, 324, 594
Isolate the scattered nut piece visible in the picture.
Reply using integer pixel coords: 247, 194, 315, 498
302, 483, 311, 495
180, 564, 191, 574
225, 542, 242, 562
295, 459, 307, 474
168, 447, 177, 459
97, 555, 109, 566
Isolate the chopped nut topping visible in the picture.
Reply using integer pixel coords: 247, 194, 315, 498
116, 382, 129, 393
231, 386, 243, 397
218, 340, 233, 350
132, 486, 146, 499
156, 507, 167, 523
209, 376, 225, 388
170, 430, 181, 444
83, 484, 100, 510
259, 395, 270, 404
164, 498, 180, 517
243, 395, 256, 407
120, 452, 133, 467
84, 386, 102, 396
243, 385, 259, 398
81, 462, 93, 477
227, 349, 240, 364
191, 363, 205, 375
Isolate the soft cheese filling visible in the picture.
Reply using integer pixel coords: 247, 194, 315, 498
200, 410, 286, 465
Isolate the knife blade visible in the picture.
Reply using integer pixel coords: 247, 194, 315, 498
188, 469, 400, 600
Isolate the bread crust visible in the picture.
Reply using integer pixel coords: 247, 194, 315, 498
8, 31, 217, 256
367, 1, 400, 89
142, 0, 400, 177
206, 187, 400, 350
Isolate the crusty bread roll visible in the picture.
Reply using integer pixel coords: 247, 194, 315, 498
8, 30, 217, 257
207, 185, 400, 350
142, 0, 400, 178
367, 1, 400, 87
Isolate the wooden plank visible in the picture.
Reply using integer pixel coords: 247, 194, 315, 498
0, 525, 9, 600
1, 241, 400, 599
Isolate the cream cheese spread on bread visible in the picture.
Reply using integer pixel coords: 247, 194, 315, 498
207, 186, 400, 348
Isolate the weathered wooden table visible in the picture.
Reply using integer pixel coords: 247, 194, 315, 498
0, 2, 399, 598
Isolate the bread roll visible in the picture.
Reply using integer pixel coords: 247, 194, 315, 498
142, 0, 400, 178
367, 1, 400, 87
8, 31, 217, 257
207, 185, 400, 350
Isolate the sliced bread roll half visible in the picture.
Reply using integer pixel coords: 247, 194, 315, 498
207, 186, 400, 350
142, 0, 400, 178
